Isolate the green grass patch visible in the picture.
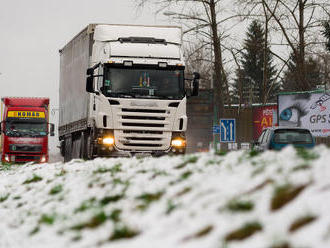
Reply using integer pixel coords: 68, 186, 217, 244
183, 225, 213, 241
74, 198, 97, 213
270, 242, 291, 248
292, 164, 311, 172
94, 163, 122, 175
49, 185, 63, 195
166, 200, 178, 215
39, 214, 56, 225
109, 225, 139, 241
136, 191, 164, 211
0, 163, 11, 171
271, 184, 307, 211
176, 187, 192, 197
226, 200, 254, 212
180, 171, 192, 180
215, 150, 227, 156
23, 174, 43, 184
56, 169, 67, 177
0, 194, 10, 203
225, 221, 262, 241
71, 211, 107, 230
29, 226, 40, 236
289, 215, 317, 232
100, 194, 124, 206
175, 156, 198, 169
109, 209, 122, 223
249, 149, 261, 157
295, 148, 319, 161
13, 195, 21, 200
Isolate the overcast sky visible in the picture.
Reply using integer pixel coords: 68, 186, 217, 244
0, 0, 169, 150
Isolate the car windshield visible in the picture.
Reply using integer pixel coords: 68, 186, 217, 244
5, 119, 47, 137
102, 66, 185, 99
272, 129, 313, 144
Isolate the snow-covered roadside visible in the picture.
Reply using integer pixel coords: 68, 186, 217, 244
1, 146, 330, 248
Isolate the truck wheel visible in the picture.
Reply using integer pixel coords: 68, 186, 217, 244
60, 140, 65, 157
80, 132, 86, 159
72, 137, 81, 159
64, 135, 72, 162
85, 133, 94, 160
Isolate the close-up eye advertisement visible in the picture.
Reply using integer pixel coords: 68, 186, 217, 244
278, 92, 330, 136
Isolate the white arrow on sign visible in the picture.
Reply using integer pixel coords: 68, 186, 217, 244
221, 122, 227, 140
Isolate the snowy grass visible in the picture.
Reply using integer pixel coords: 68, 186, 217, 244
1, 145, 330, 248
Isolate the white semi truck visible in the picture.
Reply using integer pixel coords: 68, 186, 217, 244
59, 24, 199, 161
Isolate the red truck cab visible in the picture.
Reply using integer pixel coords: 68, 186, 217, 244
0, 97, 54, 163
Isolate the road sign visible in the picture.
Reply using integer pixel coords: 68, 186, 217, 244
212, 125, 220, 134
220, 119, 236, 142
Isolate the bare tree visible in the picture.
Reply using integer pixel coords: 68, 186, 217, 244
184, 42, 212, 89
237, 0, 330, 91
136, 0, 243, 119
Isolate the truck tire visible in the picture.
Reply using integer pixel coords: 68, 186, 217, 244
85, 134, 94, 159
72, 136, 81, 159
64, 135, 72, 162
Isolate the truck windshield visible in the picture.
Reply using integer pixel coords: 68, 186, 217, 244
5, 119, 47, 137
102, 66, 185, 99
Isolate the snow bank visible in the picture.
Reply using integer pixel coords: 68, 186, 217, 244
1, 145, 330, 248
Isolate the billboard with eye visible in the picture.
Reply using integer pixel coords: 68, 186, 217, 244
278, 91, 330, 137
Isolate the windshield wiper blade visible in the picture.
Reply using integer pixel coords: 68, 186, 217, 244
153, 94, 174, 99
110, 92, 135, 98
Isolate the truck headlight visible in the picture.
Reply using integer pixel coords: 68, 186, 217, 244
171, 138, 186, 148
4, 154, 10, 162
40, 155, 47, 163
103, 137, 114, 145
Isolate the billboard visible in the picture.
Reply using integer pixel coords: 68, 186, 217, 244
253, 105, 277, 140
278, 92, 330, 137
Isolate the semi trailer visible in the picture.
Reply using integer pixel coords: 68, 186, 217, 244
59, 24, 199, 161
0, 97, 55, 163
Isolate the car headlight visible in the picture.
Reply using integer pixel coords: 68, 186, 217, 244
171, 138, 186, 148
103, 137, 115, 145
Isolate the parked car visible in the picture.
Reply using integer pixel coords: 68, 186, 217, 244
254, 127, 315, 151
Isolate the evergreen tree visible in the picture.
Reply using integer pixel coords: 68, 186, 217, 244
282, 53, 322, 91
233, 20, 279, 104
323, 21, 330, 52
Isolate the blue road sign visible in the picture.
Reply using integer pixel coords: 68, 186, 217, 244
213, 125, 220, 134
220, 119, 236, 142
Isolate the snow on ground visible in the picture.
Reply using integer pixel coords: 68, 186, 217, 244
1, 146, 330, 248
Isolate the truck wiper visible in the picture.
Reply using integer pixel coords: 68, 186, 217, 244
110, 92, 135, 98
153, 94, 174, 99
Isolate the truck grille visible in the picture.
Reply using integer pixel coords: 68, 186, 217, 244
115, 107, 171, 151
15, 155, 40, 161
10, 144, 42, 152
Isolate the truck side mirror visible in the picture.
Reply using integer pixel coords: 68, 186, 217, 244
86, 76, 95, 93
87, 68, 94, 76
191, 72, 200, 96
49, 123, 55, 136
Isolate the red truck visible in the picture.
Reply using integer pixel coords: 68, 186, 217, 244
0, 97, 54, 163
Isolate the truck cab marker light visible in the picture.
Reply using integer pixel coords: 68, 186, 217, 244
123, 61, 133, 67
158, 62, 167, 68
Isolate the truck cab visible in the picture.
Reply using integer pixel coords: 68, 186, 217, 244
0, 97, 55, 163
59, 24, 199, 161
